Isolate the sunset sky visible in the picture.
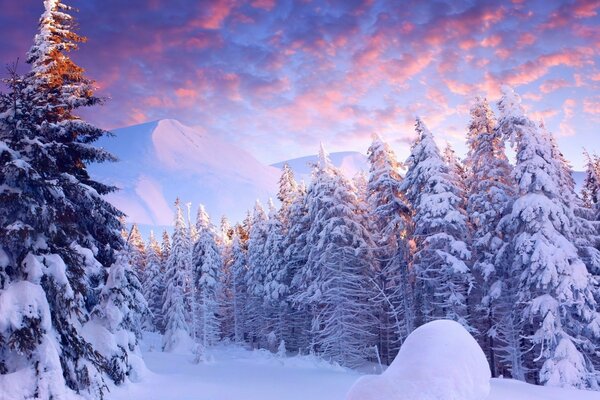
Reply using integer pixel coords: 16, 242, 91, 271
1, 0, 599, 168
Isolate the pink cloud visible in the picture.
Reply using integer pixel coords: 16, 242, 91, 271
502, 48, 593, 86
583, 97, 600, 114
251, 0, 276, 11
539, 78, 570, 94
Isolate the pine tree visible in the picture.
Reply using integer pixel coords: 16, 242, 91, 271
283, 182, 312, 353
161, 229, 171, 265
464, 97, 515, 377
0, 1, 134, 396
162, 200, 193, 352
299, 144, 377, 367
93, 248, 147, 383
497, 86, 600, 389
127, 224, 146, 284
143, 231, 165, 332
191, 205, 222, 350
582, 152, 600, 216
366, 134, 413, 364
245, 201, 269, 348
401, 118, 472, 330
229, 232, 248, 343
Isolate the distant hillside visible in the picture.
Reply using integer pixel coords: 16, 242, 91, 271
90, 119, 281, 227
90, 119, 586, 231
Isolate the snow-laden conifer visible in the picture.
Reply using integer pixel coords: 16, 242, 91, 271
144, 231, 165, 332
299, 144, 377, 367
401, 118, 472, 330
192, 205, 222, 349
464, 97, 515, 376
366, 134, 413, 363
162, 200, 193, 352
497, 86, 600, 389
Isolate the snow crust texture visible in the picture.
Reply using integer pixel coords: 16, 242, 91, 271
346, 320, 491, 400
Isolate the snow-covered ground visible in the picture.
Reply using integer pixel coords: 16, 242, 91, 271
106, 331, 600, 400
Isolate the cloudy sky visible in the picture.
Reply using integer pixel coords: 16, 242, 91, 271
1, 0, 599, 168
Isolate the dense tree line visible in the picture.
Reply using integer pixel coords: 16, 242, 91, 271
136, 88, 600, 390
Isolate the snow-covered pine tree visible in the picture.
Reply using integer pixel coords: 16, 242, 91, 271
543, 127, 600, 280
283, 181, 313, 353
278, 163, 299, 215
229, 232, 248, 343
582, 152, 600, 217
127, 224, 146, 284
219, 216, 233, 245
366, 134, 413, 364
161, 229, 171, 265
300, 144, 377, 367
92, 247, 147, 383
162, 199, 193, 352
191, 205, 222, 350
143, 231, 165, 333
400, 118, 472, 330
217, 216, 235, 340
464, 97, 515, 377
0, 1, 136, 396
245, 201, 269, 348
497, 86, 600, 389
261, 199, 289, 351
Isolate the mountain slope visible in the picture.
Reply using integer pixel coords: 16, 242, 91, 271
90, 119, 281, 226
271, 151, 368, 183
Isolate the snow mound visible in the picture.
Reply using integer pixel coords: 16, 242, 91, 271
347, 320, 491, 400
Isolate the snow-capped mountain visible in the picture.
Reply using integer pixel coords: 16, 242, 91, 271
271, 151, 368, 183
90, 119, 282, 227
90, 119, 368, 228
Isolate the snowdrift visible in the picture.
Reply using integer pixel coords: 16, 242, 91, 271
347, 320, 491, 400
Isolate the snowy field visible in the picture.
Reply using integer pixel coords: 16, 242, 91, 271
106, 331, 600, 400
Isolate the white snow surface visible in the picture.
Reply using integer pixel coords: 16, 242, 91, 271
347, 320, 490, 400
103, 329, 600, 400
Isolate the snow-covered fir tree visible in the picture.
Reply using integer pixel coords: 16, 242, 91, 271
401, 118, 472, 330
162, 199, 193, 352
229, 232, 248, 343
92, 247, 147, 383
582, 152, 600, 216
464, 97, 515, 377
0, 1, 140, 397
127, 224, 146, 284
143, 231, 165, 332
366, 134, 413, 364
282, 181, 312, 353
497, 86, 600, 389
245, 201, 269, 348
191, 205, 222, 350
161, 229, 171, 265
297, 144, 378, 367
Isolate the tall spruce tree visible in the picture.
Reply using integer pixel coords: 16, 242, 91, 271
143, 231, 165, 332
366, 134, 413, 364
299, 144, 377, 367
0, 1, 139, 397
162, 200, 193, 352
127, 224, 146, 284
229, 232, 248, 343
401, 118, 472, 330
497, 86, 600, 389
245, 201, 269, 348
464, 97, 515, 377
191, 205, 222, 350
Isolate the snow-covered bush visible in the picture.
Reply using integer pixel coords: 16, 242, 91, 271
346, 320, 491, 400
